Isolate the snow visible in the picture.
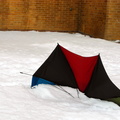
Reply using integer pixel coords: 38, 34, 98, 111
0, 31, 120, 120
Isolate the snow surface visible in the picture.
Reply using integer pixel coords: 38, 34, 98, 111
0, 31, 120, 120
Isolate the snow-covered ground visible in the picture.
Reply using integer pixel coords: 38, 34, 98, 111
0, 31, 120, 120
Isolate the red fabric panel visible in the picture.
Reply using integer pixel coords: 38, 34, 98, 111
60, 45, 98, 92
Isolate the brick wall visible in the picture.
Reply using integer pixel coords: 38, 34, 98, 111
78, 0, 107, 39
104, 0, 120, 40
78, 0, 120, 40
0, 0, 120, 40
0, 0, 79, 32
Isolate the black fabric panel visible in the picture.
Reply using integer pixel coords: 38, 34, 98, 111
33, 44, 78, 88
85, 55, 120, 100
